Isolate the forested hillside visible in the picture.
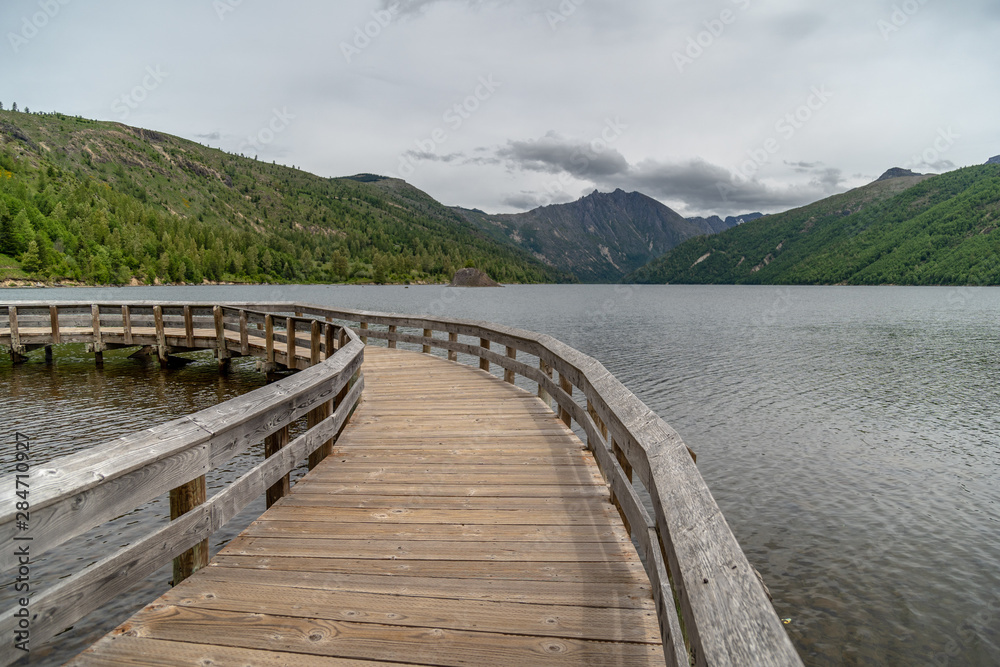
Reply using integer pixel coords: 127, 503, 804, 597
0, 109, 569, 285
626, 165, 1000, 285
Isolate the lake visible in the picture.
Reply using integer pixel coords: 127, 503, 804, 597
2, 284, 999, 666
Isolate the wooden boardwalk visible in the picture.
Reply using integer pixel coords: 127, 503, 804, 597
71, 347, 665, 666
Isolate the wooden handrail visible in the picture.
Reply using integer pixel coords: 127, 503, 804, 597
1, 301, 801, 666
0, 305, 365, 666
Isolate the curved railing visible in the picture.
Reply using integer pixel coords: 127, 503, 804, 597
0, 301, 802, 666
297, 304, 803, 667
0, 303, 365, 667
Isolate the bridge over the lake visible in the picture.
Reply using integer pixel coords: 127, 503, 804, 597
0, 302, 802, 666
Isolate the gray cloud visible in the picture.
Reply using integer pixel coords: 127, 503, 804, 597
195, 131, 221, 141
404, 150, 464, 163
497, 132, 630, 179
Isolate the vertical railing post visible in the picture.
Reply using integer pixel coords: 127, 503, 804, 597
214, 306, 230, 369
264, 314, 275, 366
8, 306, 25, 364
307, 399, 333, 470
558, 374, 573, 427
154, 305, 168, 366
611, 438, 634, 535
91, 304, 104, 368
448, 332, 458, 362
388, 325, 397, 349
360, 322, 368, 345
538, 358, 553, 407
239, 310, 250, 356
310, 320, 322, 366
170, 476, 208, 585
325, 323, 335, 359
423, 328, 432, 354
479, 338, 491, 372
505, 346, 516, 384
121, 306, 132, 345
183, 306, 194, 348
50, 306, 61, 344
265, 426, 290, 507
286, 317, 297, 368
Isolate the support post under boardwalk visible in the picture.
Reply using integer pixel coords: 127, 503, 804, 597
422, 329, 432, 354
265, 426, 290, 507
169, 476, 208, 585
388, 325, 397, 349
448, 332, 458, 362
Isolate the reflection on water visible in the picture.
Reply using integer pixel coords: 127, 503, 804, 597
2, 284, 999, 666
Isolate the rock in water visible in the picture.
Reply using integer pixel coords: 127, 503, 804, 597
450, 268, 502, 287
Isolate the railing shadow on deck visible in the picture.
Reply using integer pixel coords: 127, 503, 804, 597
0, 301, 803, 667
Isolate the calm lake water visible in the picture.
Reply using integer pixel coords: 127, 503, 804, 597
2, 284, 999, 666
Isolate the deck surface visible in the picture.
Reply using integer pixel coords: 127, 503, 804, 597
70, 347, 664, 666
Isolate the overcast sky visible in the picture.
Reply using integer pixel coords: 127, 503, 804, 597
3, 0, 999, 217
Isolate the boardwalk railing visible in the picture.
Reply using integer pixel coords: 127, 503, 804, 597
1, 301, 802, 667
298, 305, 803, 667
0, 304, 365, 666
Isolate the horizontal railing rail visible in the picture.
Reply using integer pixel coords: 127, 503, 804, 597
0, 303, 365, 667
0, 300, 802, 666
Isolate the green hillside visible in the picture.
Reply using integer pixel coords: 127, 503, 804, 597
0, 109, 570, 285
626, 165, 1000, 285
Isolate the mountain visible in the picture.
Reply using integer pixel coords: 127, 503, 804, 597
0, 110, 570, 285
626, 164, 1000, 285
988, 156, 1000, 165
877, 167, 923, 181
687, 212, 764, 233
454, 189, 735, 282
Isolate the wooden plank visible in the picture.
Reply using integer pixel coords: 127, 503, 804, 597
221, 536, 639, 562
111, 606, 665, 666
158, 579, 661, 644
197, 566, 653, 609
388, 324, 397, 349
422, 328, 431, 354
70, 636, 419, 667
479, 338, 490, 371
448, 332, 457, 361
